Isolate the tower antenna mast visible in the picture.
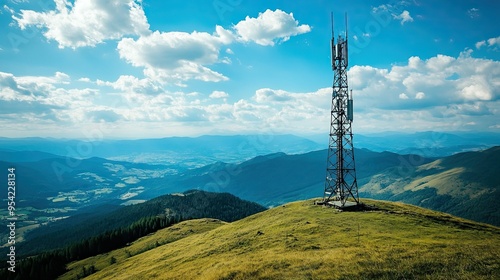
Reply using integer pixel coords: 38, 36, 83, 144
320, 12, 359, 208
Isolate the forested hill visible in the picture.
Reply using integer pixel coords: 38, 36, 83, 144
14, 190, 267, 257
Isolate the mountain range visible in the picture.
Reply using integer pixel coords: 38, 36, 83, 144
0, 135, 324, 167
1, 134, 499, 261
0, 133, 499, 279
1, 143, 499, 252
164, 146, 500, 226
309, 131, 500, 157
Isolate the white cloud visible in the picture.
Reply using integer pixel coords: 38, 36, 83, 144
372, 4, 414, 25
2, 55, 499, 137
78, 77, 91, 82
254, 88, 294, 103
394, 10, 413, 25
475, 36, 500, 50
349, 52, 500, 112
98, 75, 163, 95
16, 71, 70, 85
13, 0, 149, 49
14, 6, 312, 86
475, 40, 486, 49
3, 5, 14, 14
345, 50, 500, 132
114, 9, 311, 85
459, 76, 492, 100
415, 92, 425, 99
234, 9, 311, 46
467, 8, 480, 19
487, 36, 500, 48
117, 26, 234, 85
209, 90, 229, 99
372, 4, 390, 14
0, 71, 98, 124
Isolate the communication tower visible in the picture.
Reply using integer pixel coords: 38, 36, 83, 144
321, 13, 359, 208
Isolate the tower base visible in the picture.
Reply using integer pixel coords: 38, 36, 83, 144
315, 200, 359, 209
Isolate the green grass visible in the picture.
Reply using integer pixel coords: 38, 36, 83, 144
60, 218, 226, 280
61, 199, 500, 280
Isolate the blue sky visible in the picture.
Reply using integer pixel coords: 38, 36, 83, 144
0, 0, 499, 139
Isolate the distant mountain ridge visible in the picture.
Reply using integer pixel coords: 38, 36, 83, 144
0, 134, 324, 165
160, 148, 436, 206
306, 131, 500, 157
163, 146, 500, 226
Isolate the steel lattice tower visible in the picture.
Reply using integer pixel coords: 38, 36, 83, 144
322, 14, 359, 207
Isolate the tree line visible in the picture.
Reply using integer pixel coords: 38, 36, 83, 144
0, 214, 179, 280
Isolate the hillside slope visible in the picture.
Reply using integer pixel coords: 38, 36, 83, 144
362, 146, 500, 226
66, 199, 500, 280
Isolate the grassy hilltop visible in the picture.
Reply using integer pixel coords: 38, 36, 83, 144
61, 199, 500, 280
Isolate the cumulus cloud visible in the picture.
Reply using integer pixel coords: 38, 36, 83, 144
415, 92, 425, 99
0, 71, 74, 99
115, 9, 311, 85
12, 6, 311, 86
78, 77, 91, 83
488, 37, 500, 47
101, 85, 332, 134
234, 9, 311, 46
372, 4, 414, 26
3, 48, 500, 136
476, 36, 500, 50
475, 41, 486, 49
0, 71, 98, 123
183, 50, 497, 133
97, 75, 163, 95
209, 90, 229, 99
254, 88, 294, 103
394, 10, 413, 25
117, 26, 234, 85
344, 51, 500, 132
13, 0, 149, 48
16, 71, 70, 85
